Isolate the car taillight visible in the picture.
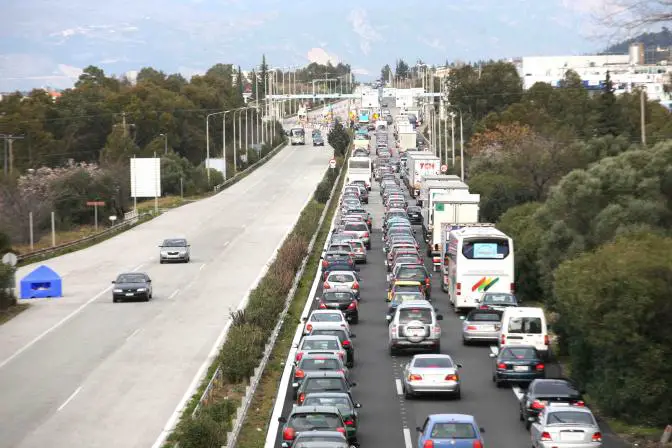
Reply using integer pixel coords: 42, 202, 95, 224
408, 374, 422, 381
479, 305, 488, 309
306, 324, 312, 332
347, 301, 357, 310
456, 282, 461, 295
294, 369, 305, 378
574, 400, 585, 406
592, 432, 602, 442
342, 340, 351, 347
295, 352, 304, 361
363, 232, 369, 237
282, 427, 296, 440
352, 282, 359, 290
501, 334, 506, 345
540, 431, 552, 441
336, 427, 346, 434
531, 400, 545, 410
544, 335, 550, 346
467, 325, 478, 330
322, 260, 328, 267
319, 302, 327, 309
423, 440, 434, 448
323, 282, 330, 289
473, 441, 483, 448
338, 351, 345, 358
298, 392, 305, 404
344, 419, 355, 426
445, 374, 459, 381
425, 278, 430, 286
510, 282, 515, 293
497, 362, 507, 370
536, 363, 545, 371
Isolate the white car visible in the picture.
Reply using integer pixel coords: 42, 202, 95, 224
302, 309, 350, 335
324, 271, 360, 299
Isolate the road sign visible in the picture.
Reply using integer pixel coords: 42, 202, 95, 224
86, 201, 105, 206
440, 164, 448, 173
329, 158, 337, 169
2, 252, 17, 267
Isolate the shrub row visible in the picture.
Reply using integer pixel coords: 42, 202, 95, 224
168, 140, 349, 447
0, 264, 16, 310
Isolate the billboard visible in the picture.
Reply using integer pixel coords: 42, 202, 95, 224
130, 157, 161, 198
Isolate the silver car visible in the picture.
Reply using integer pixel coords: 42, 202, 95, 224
401, 354, 462, 399
324, 271, 360, 299
477, 292, 519, 311
344, 239, 367, 264
460, 309, 502, 344
531, 403, 603, 448
159, 238, 190, 263
343, 221, 371, 249
294, 335, 345, 364
291, 431, 349, 448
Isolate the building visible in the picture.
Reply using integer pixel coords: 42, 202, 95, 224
521, 44, 672, 101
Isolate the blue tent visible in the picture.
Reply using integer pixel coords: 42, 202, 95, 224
20, 265, 62, 299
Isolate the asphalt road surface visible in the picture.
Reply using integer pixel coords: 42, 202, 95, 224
273, 115, 628, 448
0, 108, 336, 448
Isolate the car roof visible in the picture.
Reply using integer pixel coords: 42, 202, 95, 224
310, 324, 349, 332
299, 352, 341, 360
290, 405, 342, 414
327, 270, 357, 276
428, 413, 477, 424
302, 334, 341, 341
397, 300, 433, 309
412, 354, 453, 360
301, 391, 351, 399
302, 371, 347, 379
310, 309, 345, 314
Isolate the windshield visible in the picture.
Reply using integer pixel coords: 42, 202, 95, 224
289, 413, 342, 431
462, 238, 510, 259
500, 347, 538, 360
291, 129, 305, 136
304, 378, 346, 392
344, 223, 368, 232
303, 396, 351, 414
399, 308, 432, 324
547, 411, 596, 425
483, 293, 516, 304
299, 358, 342, 371
310, 313, 343, 323
301, 339, 340, 350
507, 317, 542, 334
162, 239, 186, 247
117, 274, 146, 283
468, 312, 501, 322
323, 292, 352, 302
430, 422, 476, 439
413, 357, 454, 368
393, 293, 423, 302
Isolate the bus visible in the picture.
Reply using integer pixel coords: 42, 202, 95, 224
347, 156, 372, 190
358, 108, 371, 124
442, 224, 514, 313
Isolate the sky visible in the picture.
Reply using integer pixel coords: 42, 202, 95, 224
0, 0, 623, 92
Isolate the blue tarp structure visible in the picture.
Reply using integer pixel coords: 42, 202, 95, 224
20, 265, 62, 299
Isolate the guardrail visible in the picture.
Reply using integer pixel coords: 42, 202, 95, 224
16, 210, 146, 264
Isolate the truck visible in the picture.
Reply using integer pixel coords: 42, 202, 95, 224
405, 152, 440, 197
358, 108, 371, 124
424, 190, 480, 271
416, 175, 460, 207
398, 131, 417, 153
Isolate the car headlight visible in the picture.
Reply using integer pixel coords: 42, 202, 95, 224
137, 288, 147, 292
113, 289, 122, 293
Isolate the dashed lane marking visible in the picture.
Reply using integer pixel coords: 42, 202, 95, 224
168, 289, 179, 299
395, 379, 403, 395
403, 427, 413, 448
57, 386, 82, 412
512, 386, 525, 401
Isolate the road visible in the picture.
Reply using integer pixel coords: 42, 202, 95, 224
0, 108, 335, 448
272, 106, 628, 448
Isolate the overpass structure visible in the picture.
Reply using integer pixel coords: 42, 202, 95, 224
265, 91, 443, 101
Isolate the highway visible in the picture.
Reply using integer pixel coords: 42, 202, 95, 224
272, 106, 628, 448
0, 107, 336, 448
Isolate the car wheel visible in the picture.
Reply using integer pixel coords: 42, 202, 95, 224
453, 388, 461, 400
144, 294, 150, 302
525, 420, 532, 431
160, 259, 164, 264
113, 297, 119, 303
403, 384, 413, 400
389, 346, 397, 356
351, 316, 359, 324
462, 337, 470, 346
185, 257, 190, 263
433, 344, 441, 353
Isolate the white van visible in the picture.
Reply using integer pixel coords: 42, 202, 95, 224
498, 307, 549, 359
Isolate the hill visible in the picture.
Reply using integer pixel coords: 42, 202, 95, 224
602, 27, 672, 54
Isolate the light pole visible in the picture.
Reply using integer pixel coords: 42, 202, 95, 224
459, 111, 464, 181
206, 111, 228, 185
159, 133, 168, 154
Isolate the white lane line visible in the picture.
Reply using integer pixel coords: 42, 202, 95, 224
199, 263, 206, 271
126, 328, 142, 341
57, 386, 82, 411
512, 386, 525, 401
0, 285, 112, 370
490, 345, 499, 356
403, 427, 413, 448
132, 263, 145, 272
168, 289, 179, 299
395, 378, 403, 395
222, 241, 230, 248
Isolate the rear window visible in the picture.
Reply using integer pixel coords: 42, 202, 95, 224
547, 411, 596, 425
323, 292, 352, 302
345, 223, 368, 231
397, 267, 426, 280
302, 396, 351, 414
462, 238, 510, 259
304, 378, 345, 392
329, 245, 351, 252
299, 358, 341, 371
468, 312, 501, 322
413, 357, 454, 368
394, 293, 423, 302
507, 317, 543, 334
399, 308, 432, 324
483, 293, 516, 304
534, 381, 580, 396
289, 412, 342, 430
430, 422, 476, 439
310, 313, 343, 323
500, 347, 538, 360
327, 273, 355, 283
311, 329, 347, 343
301, 339, 340, 350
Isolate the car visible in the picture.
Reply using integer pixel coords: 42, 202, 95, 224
324, 271, 360, 299
477, 291, 520, 311
316, 290, 359, 323
295, 371, 356, 405
386, 291, 426, 320
295, 335, 346, 365
159, 238, 190, 263
343, 239, 367, 264
289, 430, 349, 448
406, 206, 422, 224
301, 392, 361, 445
416, 414, 485, 448
387, 280, 424, 302
389, 264, 431, 298
388, 301, 443, 355
530, 403, 602, 448
342, 222, 371, 249
111, 272, 153, 302
278, 405, 348, 448
322, 251, 356, 272
292, 353, 348, 399
313, 133, 325, 146
520, 379, 586, 430
309, 324, 356, 367
460, 309, 503, 344
402, 354, 462, 399
303, 310, 350, 335
490, 345, 545, 387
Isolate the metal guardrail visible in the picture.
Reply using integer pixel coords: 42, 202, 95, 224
16, 210, 145, 264
191, 366, 222, 418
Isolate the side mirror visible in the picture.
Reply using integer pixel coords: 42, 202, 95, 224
459, 315, 466, 320
350, 334, 356, 338
315, 297, 321, 301
489, 353, 497, 358
111, 280, 116, 284
147, 279, 152, 282
429, 273, 433, 277
350, 382, 357, 387
278, 416, 287, 423
480, 427, 485, 433
416, 426, 422, 432
457, 363, 463, 368
386, 315, 392, 321
355, 402, 362, 408
291, 344, 298, 349
436, 314, 444, 320
158, 245, 163, 248
301, 317, 307, 322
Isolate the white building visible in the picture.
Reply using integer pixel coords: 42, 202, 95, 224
521, 44, 672, 102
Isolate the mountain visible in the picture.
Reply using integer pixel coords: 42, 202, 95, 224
602, 27, 672, 54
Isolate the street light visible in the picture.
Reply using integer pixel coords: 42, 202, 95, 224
159, 133, 168, 154
206, 111, 228, 185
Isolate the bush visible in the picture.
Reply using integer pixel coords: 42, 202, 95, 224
0, 264, 16, 310
553, 233, 672, 425
219, 324, 266, 383
177, 412, 228, 448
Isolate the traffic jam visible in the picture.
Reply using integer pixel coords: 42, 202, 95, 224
275, 109, 606, 448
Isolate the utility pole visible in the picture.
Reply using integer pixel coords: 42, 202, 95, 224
1, 134, 25, 176
122, 112, 127, 137
640, 88, 647, 147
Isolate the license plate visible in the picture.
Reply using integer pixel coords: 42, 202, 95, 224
480, 325, 495, 331
560, 432, 585, 442
513, 366, 529, 372
125, 293, 134, 296
408, 329, 423, 337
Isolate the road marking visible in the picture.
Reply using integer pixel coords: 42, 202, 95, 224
57, 386, 82, 411
168, 289, 179, 299
126, 328, 142, 341
512, 386, 525, 401
241, 224, 247, 229
199, 263, 206, 271
132, 263, 145, 272
403, 427, 413, 448
222, 241, 230, 248
490, 345, 499, 356
395, 378, 403, 395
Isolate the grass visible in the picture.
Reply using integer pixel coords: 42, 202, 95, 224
235, 154, 347, 448
0, 303, 29, 325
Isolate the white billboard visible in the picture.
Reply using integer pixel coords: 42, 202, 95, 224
205, 158, 226, 175
130, 157, 161, 198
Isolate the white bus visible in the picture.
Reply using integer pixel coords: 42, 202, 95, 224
443, 224, 514, 313
347, 156, 372, 190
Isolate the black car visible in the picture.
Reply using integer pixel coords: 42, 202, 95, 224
316, 290, 359, 323
406, 206, 422, 224
292, 353, 347, 399
309, 326, 356, 367
112, 272, 153, 302
490, 345, 545, 387
520, 379, 585, 429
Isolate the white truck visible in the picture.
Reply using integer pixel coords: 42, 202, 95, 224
405, 152, 440, 197
424, 190, 480, 271
347, 156, 373, 190
398, 131, 417, 153
417, 175, 461, 207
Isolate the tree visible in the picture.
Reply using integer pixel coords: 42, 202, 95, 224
327, 120, 350, 158
468, 173, 535, 223
596, 71, 622, 137
395, 59, 409, 79
236, 65, 244, 97
259, 54, 268, 99
381, 64, 392, 82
